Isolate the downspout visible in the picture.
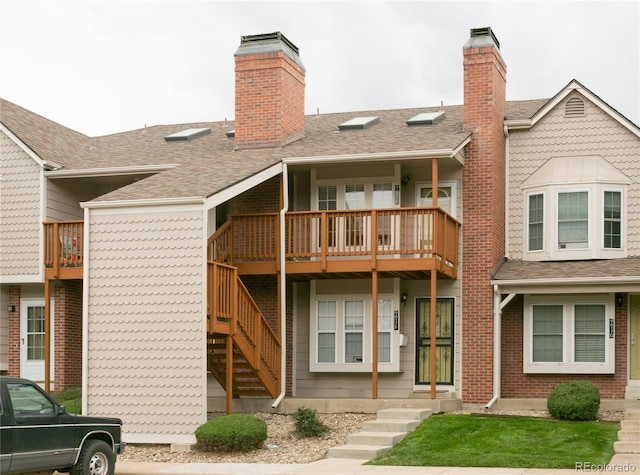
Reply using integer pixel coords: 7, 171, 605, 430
272, 162, 289, 408
486, 286, 516, 409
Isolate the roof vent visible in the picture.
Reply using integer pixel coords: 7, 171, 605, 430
565, 97, 585, 117
406, 111, 445, 126
338, 116, 380, 131
225, 129, 235, 138
164, 127, 211, 142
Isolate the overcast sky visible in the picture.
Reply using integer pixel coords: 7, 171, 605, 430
1, 1, 638, 137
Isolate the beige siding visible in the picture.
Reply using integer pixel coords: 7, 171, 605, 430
508, 93, 640, 259
294, 277, 461, 398
86, 205, 205, 444
0, 131, 42, 279
45, 180, 86, 221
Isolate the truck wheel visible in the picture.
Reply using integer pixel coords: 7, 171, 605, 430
70, 440, 115, 475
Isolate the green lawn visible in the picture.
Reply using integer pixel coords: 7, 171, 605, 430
367, 414, 619, 469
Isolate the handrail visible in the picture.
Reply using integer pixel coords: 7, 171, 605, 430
207, 261, 280, 390
209, 208, 459, 270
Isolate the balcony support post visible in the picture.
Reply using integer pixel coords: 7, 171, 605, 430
226, 333, 233, 415
371, 270, 378, 399
44, 279, 52, 393
430, 269, 437, 399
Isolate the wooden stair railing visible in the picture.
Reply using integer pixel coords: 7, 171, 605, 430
207, 261, 281, 410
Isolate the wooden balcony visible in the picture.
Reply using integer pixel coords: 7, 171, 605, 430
209, 208, 459, 280
44, 221, 84, 280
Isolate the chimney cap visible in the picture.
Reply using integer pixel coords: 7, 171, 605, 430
235, 31, 305, 70
464, 26, 500, 50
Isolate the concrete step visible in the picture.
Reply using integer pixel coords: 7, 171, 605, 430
376, 408, 432, 422
362, 419, 420, 433
621, 419, 640, 430
327, 444, 392, 459
614, 441, 640, 454
624, 408, 640, 420
617, 430, 640, 441
347, 431, 407, 446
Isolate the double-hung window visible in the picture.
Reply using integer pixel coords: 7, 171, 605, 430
557, 191, 588, 249
528, 193, 544, 252
603, 190, 621, 249
524, 295, 614, 374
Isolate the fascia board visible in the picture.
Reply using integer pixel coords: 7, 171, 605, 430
283, 149, 459, 165
0, 123, 61, 169
45, 164, 177, 178
81, 196, 205, 210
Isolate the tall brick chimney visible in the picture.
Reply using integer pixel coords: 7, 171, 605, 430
460, 27, 507, 404
233, 32, 306, 149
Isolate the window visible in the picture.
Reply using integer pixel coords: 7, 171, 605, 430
318, 185, 337, 247
345, 184, 365, 246
528, 193, 544, 251
344, 300, 364, 363
604, 191, 621, 249
317, 301, 336, 363
27, 306, 45, 361
374, 183, 394, 246
309, 282, 400, 372
558, 191, 588, 249
524, 295, 614, 374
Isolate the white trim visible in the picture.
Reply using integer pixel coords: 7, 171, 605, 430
0, 276, 44, 284
200, 206, 209, 424
284, 148, 461, 165
82, 206, 90, 415
204, 163, 283, 210
82, 199, 205, 213
45, 164, 176, 179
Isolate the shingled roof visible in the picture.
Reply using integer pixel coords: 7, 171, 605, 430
1, 97, 550, 202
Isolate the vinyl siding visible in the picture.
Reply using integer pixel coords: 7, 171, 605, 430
86, 205, 205, 444
0, 130, 42, 279
508, 93, 640, 260
45, 179, 86, 221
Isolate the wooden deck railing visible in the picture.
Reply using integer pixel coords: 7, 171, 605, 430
208, 207, 459, 273
207, 261, 281, 390
44, 221, 84, 277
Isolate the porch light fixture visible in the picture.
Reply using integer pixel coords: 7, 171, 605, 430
7, 305, 15, 312
401, 292, 408, 306
401, 175, 410, 188
616, 293, 623, 309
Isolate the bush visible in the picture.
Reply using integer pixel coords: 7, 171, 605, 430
547, 382, 600, 421
195, 414, 267, 452
291, 406, 329, 437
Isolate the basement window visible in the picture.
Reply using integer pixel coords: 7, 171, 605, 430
338, 116, 379, 131
406, 111, 445, 126
164, 127, 211, 142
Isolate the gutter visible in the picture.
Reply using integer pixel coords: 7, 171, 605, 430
272, 162, 289, 409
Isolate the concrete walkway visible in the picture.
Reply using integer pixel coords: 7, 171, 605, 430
115, 409, 640, 475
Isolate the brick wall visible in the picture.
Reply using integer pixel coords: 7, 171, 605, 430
461, 40, 507, 403
232, 176, 281, 214
7, 285, 20, 376
234, 38, 305, 148
501, 295, 628, 399
53, 281, 83, 390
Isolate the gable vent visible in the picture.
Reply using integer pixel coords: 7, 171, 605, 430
565, 97, 585, 117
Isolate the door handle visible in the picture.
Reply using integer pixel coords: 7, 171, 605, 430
632, 333, 635, 346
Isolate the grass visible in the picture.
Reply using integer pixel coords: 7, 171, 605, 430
51, 387, 82, 414
367, 414, 620, 469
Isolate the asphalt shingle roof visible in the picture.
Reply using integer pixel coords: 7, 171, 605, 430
1, 97, 550, 202
493, 257, 640, 281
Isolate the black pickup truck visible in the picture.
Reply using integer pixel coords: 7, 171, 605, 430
0, 376, 125, 475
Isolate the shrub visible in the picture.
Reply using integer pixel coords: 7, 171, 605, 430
547, 382, 600, 421
195, 414, 267, 452
51, 387, 82, 414
291, 406, 329, 437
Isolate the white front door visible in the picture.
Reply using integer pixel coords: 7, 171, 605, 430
20, 299, 54, 382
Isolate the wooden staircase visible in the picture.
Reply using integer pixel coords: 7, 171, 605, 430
207, 261, 281, 412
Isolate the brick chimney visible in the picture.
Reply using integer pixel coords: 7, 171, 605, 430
460, 27, 507, 404
233, 32, 306, 149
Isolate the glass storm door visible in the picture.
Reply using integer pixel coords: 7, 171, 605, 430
416, 298, 454, 385
20, 300, 54, 382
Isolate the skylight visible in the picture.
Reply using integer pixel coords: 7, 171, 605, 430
338, 116, 380, 131
164, 127, 211, 142
406, 111, 445, 126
